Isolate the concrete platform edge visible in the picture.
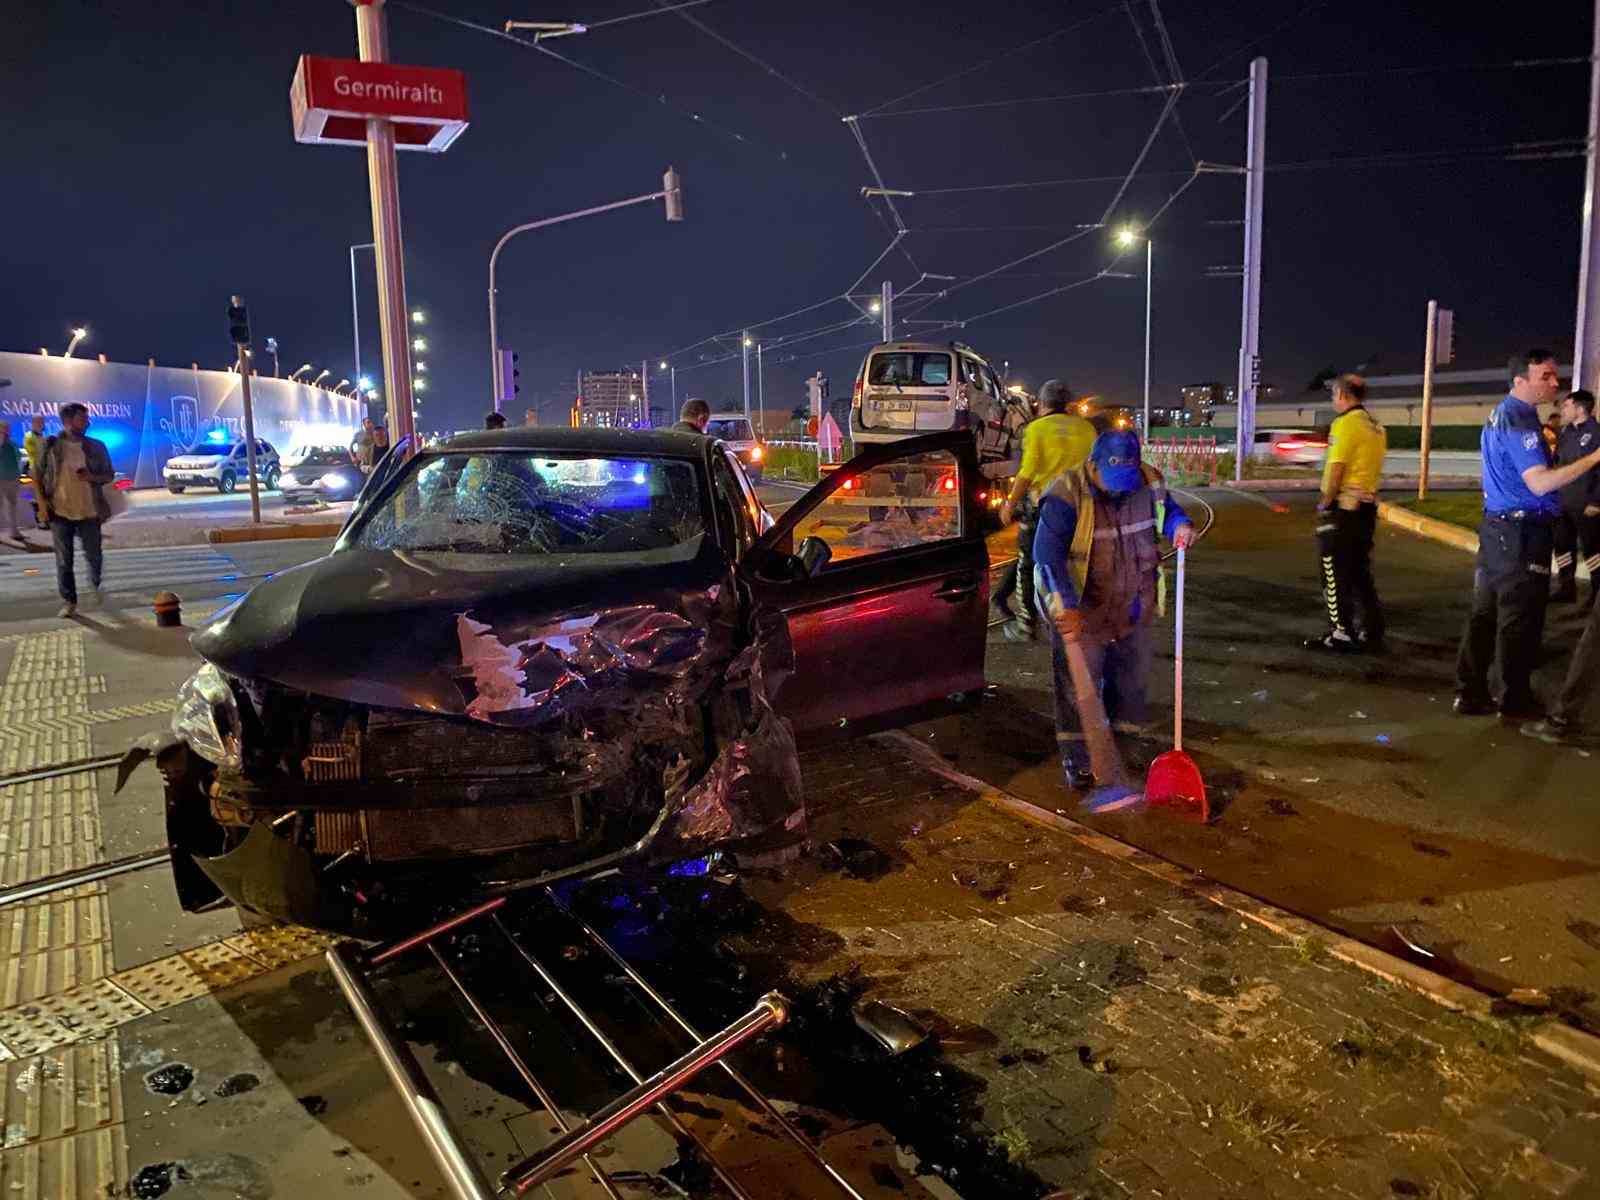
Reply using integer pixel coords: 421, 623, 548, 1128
875, 728, 1600, 1082
206, 521, 343, 544
1376, 500, 1480, 554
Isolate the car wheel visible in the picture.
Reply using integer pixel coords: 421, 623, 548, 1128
167, 485, 185, 494
218, 471, 236, 494
264, 467, 280, 491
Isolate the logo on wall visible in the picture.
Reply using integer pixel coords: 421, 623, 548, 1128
159, 395, 200, 452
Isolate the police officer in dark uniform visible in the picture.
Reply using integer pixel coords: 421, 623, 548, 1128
1455, 351, 1600, 718
1551, 389, 1600, 606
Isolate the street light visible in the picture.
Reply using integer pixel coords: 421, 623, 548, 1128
357, 375, 373, 392
412, 337, 427, 353
63, 327, 88, 358
290, 363, 314, 381
416, 361, 428, 373
868, 299, 882, 315
350, 241, 375, 382
313, 369, 332, 387
487, 168, 686, 407
504, 19, 587, 41
334, 378, 352, 395
410, 309, 426, 324
1113, 226, 1153, 438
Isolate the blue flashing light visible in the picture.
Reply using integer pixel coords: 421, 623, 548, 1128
205, 429, 228, 444
631, 470, 647, 485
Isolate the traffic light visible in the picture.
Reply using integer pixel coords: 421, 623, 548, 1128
498, 349, 521, 404
227, 296, 250, 346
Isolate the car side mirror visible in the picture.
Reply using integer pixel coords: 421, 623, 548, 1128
796, 535, 832, 579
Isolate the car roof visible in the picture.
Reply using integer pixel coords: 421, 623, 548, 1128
706, 413, 752, 422
867, 341, 992, 362
435, 426, 713, 462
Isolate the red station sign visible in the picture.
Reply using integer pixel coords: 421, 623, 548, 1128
290, 55, 468, 152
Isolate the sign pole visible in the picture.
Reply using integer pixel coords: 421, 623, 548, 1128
353, 0, 416, 451
1418, 299, 1438, 502
1574, 0, 1600, 394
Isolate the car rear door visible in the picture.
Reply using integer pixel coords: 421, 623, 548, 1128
738, 430, 989, 735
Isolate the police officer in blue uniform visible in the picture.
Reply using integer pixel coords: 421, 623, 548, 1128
1455, 351, 1600, 717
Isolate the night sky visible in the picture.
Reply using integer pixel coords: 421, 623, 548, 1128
3, 0, 1593, 430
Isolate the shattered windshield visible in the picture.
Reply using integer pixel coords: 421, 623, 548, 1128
351, 452, 708, 557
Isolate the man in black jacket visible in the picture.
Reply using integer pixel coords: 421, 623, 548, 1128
36, 403, 116, 617
1552, 389, 1600, 607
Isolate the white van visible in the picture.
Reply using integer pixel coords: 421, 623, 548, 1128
849, 341, 1024, 464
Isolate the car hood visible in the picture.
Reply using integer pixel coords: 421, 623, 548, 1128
193, 541, 736, 723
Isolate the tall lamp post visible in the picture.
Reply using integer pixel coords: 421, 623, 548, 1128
489, 168, 684, 408
1115, 227, 1153, 437
350, 241, 375, 382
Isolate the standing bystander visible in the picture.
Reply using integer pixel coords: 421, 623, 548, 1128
1455, 352, 1600, 718
1303, 374, 1387, 652
994, 379, 1096, 641
672, 398, 711, 435
1550, 389, 1600, 606
23, 415, 47, 528
0, 424, 23, 541
35, 403, 115, 618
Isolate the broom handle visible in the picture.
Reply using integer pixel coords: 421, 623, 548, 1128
1173, 545, 1185, 753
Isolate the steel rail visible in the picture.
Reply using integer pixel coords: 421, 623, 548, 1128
502, 992, 788, 1194
0, 848, 169, 909
492, 915, 759, 1200
0, 752, 125, 788
545, 888, 870, 1200
427, 944, 625, 1200
327, 942, 499, 1200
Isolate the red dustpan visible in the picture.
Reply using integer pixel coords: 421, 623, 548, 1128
1146, 546, 1209, 821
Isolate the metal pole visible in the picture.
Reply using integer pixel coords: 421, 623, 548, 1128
640, 359, 649, 428
1233, 56, 1268, 482
756, 342, 765, 434
671, 366, 677, 411
881, 280, 893, 342
1574, 0, 1600, 394
350, 243, 373, 383
1143, 238, 1153, 438
503, 993, 789, 1194
327, 945, 498, 1200
1418, 299, 1439, 501
355, 0, 416, 450
233, 315, 262, 525
742, 334, 752, 421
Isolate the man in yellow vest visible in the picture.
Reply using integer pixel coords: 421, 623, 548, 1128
994, 379, 1096, 641
1035, 428, 1195, 805
1303, 373, 1387, 653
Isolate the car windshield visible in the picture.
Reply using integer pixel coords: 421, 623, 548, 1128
868, 352, 951, 387
284, 445, 350, 467
706, 419, 754, 441
352, 452, 707, 558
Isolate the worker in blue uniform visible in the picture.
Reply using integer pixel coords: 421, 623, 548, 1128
1455, 351, 1600, 718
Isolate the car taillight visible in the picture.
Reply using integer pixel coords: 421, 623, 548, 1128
114, 478, 134, 491
851, 376, 863, 410
841, 476, 857, 491
941, 475, 956, 492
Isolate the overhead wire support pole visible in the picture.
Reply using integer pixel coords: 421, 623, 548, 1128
1573, 0, 1600, 393
1234, 56, 1268, 482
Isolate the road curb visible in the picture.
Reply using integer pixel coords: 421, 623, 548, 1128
205, 522, 342, 544
1224, 476, 1478, 493
876, 728, 1600, 1081
1376, 500, 1479, 553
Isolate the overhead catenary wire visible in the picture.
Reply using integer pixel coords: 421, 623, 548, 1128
649, 0, 844, 119
858, 82, 1184, 120
586, 0, 717, 32
858, 3, 1126, 118
1126, 0, 1195, 167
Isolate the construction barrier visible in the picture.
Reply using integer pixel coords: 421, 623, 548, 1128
1144, 435, 1219, 486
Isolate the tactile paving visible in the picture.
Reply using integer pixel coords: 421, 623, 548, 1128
0, 1125, 127, 1200
0, 1042, 121, 1150
106, 956, 210, 1012
0, 981, 149, 1059
224, 923, 339, 970
0, 894, 112, 1008
180, 940, 268, 991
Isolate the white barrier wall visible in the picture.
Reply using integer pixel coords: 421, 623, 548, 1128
0, 352, 361, 487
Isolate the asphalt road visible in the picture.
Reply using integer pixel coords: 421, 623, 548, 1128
923, 487, 1600, 1029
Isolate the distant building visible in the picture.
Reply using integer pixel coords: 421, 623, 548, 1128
1209, 365, 1570, 430
575, 369, 646, 429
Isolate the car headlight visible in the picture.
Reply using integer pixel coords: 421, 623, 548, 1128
173, 662, 243, 769
319, 472, 352, 490
279, 472, 300, 488
749, 445, 764, 463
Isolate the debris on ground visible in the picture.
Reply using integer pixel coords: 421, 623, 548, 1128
853, 999, 931, 1055
820, 837, 892, 881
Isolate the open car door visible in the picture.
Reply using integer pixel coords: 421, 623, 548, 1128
739, 430, 990, 736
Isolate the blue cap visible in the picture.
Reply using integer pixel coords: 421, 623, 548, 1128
1091, 428, 1143, 493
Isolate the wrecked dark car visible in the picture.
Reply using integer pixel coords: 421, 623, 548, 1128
141, 427, 989, 936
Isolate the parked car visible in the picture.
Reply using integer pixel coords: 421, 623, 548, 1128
1251, 428, 1328, 466
278, 445, 367, 504
129, 427, 989, 935
849, 340, 1027, 466
705, 414, 765, 483
163, 439, 280, 494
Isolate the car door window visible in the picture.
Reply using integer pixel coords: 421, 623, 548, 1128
711, 456, 756, 556
723, 450, 767, 538
787, 449, 962, 570
963, 359, 990, 396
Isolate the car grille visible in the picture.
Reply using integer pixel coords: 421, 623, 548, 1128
310, 804, 576, 860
